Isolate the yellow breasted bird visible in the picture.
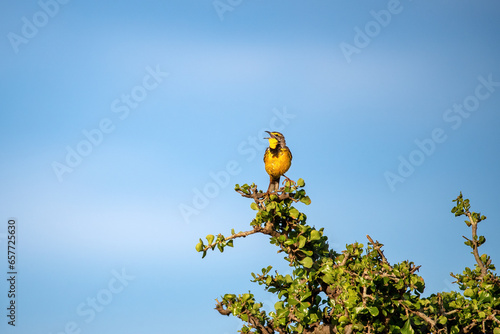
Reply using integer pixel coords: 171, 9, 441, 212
264, 131, 292, 193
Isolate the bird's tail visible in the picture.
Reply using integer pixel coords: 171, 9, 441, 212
267, 175, 280, 193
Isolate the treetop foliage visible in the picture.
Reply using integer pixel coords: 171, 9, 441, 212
196, 180, 499, 334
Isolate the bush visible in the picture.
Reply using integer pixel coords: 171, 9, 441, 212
196, 180, 500, 333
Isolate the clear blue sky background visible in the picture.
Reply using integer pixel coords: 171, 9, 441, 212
1, 1, 499, 333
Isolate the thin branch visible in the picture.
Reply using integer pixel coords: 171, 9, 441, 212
444, 309, 460, 316
465, 212, 488, 278
203, 220, 284, 254
215, 299, 231, 316
362, 286, 368, 307
216, 300, 276, 334
245, 312, 273, 334
366, 235, 389, 264
202, 227, 264, 252
410, 265, 421, 275
400, 302, 438, 331
236, 183, 300, 204
238, 190, 299, 202
438, 293, 445, 316
338, 251, 352, 266
463, 319, 477, 333
487, 311, 500, 325
304, 324, 339, 334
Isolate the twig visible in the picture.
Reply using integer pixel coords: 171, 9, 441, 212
215, 299, 231, 316
366, 235, 389, 264
216, 302, 275, 334
464, 212, 488, 278
402, 303, 437, 329
236, 182, 300, 206
487, 311, 500, 325
238, 190, 298, 202
203, 220, 284, 252
463, 319, 477, 333
202, 228, 260, 252
246, 312, 273, 334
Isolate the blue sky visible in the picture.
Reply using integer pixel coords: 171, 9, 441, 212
1, 1, 499, 333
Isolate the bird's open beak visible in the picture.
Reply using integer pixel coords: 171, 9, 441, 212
264, 131, 273, 139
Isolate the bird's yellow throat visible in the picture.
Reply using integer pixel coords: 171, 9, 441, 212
268, 137, 278, 149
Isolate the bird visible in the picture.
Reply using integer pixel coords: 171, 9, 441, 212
263, 131, 292, 193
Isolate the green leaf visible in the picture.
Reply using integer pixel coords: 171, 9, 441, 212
401, 319, 415, 334
300, 257, 313, 268
301, 249, 313, 256
298, 235, 307, 248
250, 202, 259, 210
368, 307, 379, 317
493, 328, 500, 334
477, 235, 486, 246
354, 306, 365, 315
300, 291, 311, 302
206, 234, 215, 245
464, 288, 474, 297
300, 196, 311, 205
339, 315, 348, 324
224, 293, 236, 300
195, 240, 204, 252
289, 208, 300, 219
297, 178, 305, 187
353, 324, 365, 331
310, 230, 321, 241
322, 273, 334, 284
